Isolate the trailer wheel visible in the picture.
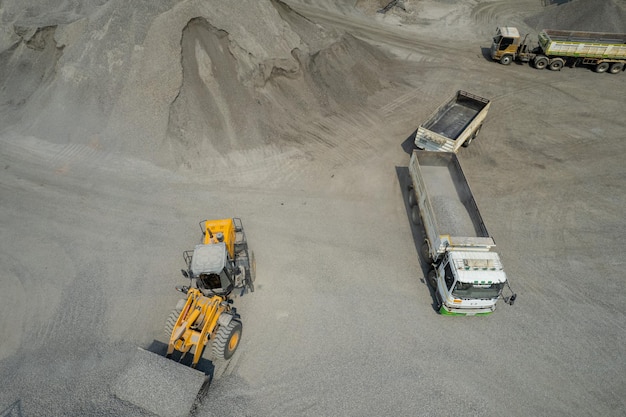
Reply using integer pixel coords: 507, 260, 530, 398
212, 319, 242, 360
595, 62, 610, 73
408, 188, 417, 207
427, 269, 437, 289
609, 62, 624, 74
548, 58, 564, 71
499, 55, 513, 65
411, 206, 421, 225
533, 56, 548, 70
462, 125, 481, 148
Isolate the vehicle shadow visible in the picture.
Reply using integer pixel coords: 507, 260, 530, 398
145, 339, 216, 380
400, 130, 417, 155
480, 46, 492, 61
395, 164, 439, 312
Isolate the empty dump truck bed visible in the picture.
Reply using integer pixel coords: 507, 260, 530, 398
414, 91, 490, 152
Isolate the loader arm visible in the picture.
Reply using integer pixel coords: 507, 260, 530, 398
166, 288, 228, 368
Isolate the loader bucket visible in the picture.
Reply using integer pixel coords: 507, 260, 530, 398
113, 347, 208, 417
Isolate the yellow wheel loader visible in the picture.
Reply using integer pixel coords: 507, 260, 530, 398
166, 217, 255, 367
114, 218, 255, 416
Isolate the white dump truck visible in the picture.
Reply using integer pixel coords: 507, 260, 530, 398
414, 90, 490, 153
408, 150, 516, 315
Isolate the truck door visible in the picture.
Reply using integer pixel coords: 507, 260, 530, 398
442, 260, 455, 295
497, 37, 516, 53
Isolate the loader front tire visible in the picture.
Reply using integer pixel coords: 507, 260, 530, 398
164, 306, 183, 338
212, 319, 242, 360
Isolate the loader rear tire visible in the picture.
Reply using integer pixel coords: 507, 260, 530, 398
212, 319, 242, 360
246, 250, 256, 292
164, 307, 183, 338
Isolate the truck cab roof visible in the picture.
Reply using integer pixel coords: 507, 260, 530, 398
496, 27, 520, 39
448, 250, 507, 284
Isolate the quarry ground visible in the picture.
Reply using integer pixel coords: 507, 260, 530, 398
1, 0, 625, 416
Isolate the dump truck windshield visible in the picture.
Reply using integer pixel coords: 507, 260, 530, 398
497, 37, 515, 50
452, 281, 503, 299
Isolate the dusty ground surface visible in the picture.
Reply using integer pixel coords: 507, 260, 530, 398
1, 0, 625, 416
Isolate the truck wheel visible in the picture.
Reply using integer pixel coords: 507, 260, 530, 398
499, 55, 513, 65
411, 206, 420, 225
609, 63, 624, 74
548, 58, 564, 71
462, 125, 481, 148
533, 56, 548, 70
595, 62, 610, 73
435, 292, 443, 313
164, 306, 183, 338
212, 319, 242, 360
427, 269, 437, 289
421, 241, 432, 263
408, 189, 417, 207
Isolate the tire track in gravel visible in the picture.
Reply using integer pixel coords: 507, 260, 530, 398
185, 109, 388, 191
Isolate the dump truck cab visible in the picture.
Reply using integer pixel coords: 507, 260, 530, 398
431, 251, 508, 316
491, 27, 522, 64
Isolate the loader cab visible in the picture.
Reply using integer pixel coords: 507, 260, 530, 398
187, 242, 235, 296
491, 27, 521, 62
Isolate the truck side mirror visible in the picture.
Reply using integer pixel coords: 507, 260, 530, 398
509, 293, 517, 305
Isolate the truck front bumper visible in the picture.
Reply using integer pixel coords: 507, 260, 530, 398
440, 304, 495, 316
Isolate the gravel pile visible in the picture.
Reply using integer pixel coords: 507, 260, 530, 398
429, 195, 479, 237
113, 348, 208, 417
526, 0, 626, 32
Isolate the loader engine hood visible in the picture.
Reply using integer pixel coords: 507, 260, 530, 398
190, 243, 226, 276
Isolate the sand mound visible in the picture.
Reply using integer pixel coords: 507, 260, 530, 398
0, 0, 394, 169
